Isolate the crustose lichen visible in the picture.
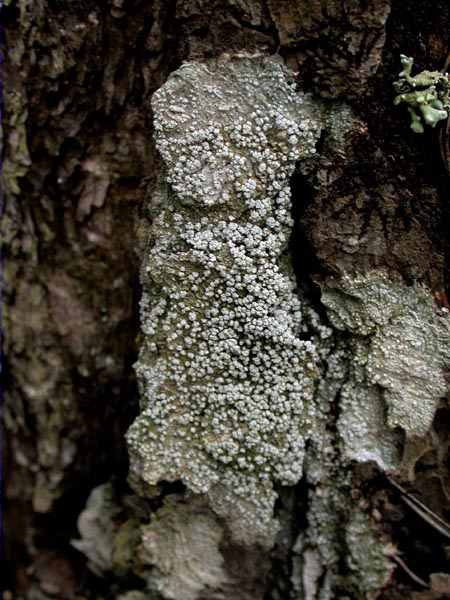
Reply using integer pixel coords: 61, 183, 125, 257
126, 56, 326, 547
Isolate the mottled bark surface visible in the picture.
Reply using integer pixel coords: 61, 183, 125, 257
2, 0, 450, 598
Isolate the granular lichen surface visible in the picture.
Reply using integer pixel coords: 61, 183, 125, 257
126, 56, 327, 545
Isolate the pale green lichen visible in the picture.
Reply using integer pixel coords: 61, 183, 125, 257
119, 57, 447, 598
126, 56, 328, 547
139, 496, 229, 600
72, 483, 123, 576
291, 429, 395, 600
289, 271, 450, 599
393, 54, 450, 133
322, 272, 450, 439
66, 60, 450, 599
338, 350, 402, 471
345, 509, 394, 598
73, 484, 254, 599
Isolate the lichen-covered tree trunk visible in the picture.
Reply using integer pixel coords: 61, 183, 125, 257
3, 1, 450, 599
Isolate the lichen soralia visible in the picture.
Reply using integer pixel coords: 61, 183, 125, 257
126, 56, 327, 545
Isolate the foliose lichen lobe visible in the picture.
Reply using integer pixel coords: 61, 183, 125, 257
393, 54, 450, 133
322, 272, 450, 440
126, 56, 326, 545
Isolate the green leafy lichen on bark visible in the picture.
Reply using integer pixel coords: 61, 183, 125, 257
393, 55, 450, 133
126, 55, 330, 547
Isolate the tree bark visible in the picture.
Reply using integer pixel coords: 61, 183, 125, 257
2, 1, 450, 599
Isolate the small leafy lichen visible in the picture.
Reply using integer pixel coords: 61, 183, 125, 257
393, 54, 450, 133
126, 56, 328, 546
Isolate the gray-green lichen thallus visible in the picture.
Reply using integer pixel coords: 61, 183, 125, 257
72, 55, 450, 600
393, 54, 450, 133
126, 56, 328, 547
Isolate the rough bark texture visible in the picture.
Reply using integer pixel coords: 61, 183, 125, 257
2, 0, 450, 599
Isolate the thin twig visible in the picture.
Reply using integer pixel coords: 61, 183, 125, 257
388, 477, 450, 540
442, 52, 450, 74
389, 554, 429, 588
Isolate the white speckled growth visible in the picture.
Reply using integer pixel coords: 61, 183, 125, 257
76, 59, 450, 599
126, 56, 326, 546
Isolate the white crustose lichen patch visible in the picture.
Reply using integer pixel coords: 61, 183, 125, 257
126, 56, 326, 546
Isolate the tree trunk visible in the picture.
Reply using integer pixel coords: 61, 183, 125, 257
3, 1, 450, 599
